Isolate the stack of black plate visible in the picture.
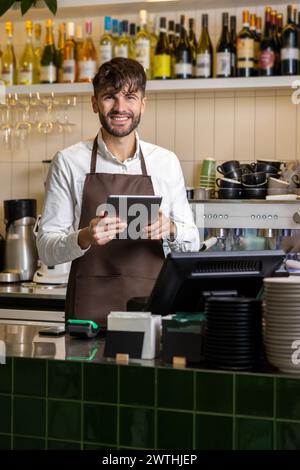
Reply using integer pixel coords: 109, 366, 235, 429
204, 297, 262, 370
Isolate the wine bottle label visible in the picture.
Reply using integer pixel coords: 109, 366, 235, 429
135, 38, 150, 69
175, 62, 192, 76
195, 53, 211, 78
19, 68, 33, 85
62, 59, 76, 82
99, 44, 113, 66
41, 64, 56, 83
281, 48, 299, 61
216, 52, 231, 77
1, 65, 14, 86
78, 60, 97, 80
115, 44, 129, 58
154, 54, 171, 78
259, 49, 275, 70
237, 38, 254, 68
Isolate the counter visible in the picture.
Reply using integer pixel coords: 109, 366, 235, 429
0, 323, 299, 450
0, 284, 66, 324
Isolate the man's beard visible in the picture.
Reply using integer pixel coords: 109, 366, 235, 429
98, 111, 141, 137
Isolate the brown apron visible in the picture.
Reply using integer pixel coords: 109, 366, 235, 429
65, 136, 165, 324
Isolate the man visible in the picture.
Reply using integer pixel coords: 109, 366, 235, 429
37, 58, 200, 324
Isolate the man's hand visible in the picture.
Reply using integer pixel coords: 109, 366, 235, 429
78, 212, 127, 249
281, 235, 300, 254
143, 209, 177, 241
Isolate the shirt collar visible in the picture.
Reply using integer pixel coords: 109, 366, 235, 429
97, 129, 140, 164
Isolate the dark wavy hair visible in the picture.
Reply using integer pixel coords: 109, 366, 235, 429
92, 58, 147, 97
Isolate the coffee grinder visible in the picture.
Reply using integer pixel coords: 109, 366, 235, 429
0, 199, 38, 282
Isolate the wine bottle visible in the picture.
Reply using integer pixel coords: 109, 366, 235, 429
55, 23, 65, 83
188, 18, 197, 76
258, 7, 276, 76
135, 10, 151, 79
237, 10, 255, 77
1, 21, 17, 86
129, 23, 136, 59
175, 15, 192, 79
216, 12, 232, 78
168, 20, 176, 48
62, 22, 77, 83
168, 20, 176, 78
271, 10, 280, 75
112, 18, 119, 46
75, 24, 84, 64
153, 17, 171, 79
40, 19, 57, 84
277, 13, 283, 46
115, 20, 130, 58
175, 23, 180, 47
19, 21, 35, 85
256, 16, 262, 41
250, 14, 259, 74
230, 15, 237, 77
99, 16, 113, 66
196, 13, 213, 78
78, 20, 97, 82
148, 13, 158, 75
34, 23, 42, 84
281, 4, 299, 75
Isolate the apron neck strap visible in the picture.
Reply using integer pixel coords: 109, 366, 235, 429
91, 135, 148, 176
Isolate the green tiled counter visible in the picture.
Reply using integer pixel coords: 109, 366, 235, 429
0, 324, 300, 450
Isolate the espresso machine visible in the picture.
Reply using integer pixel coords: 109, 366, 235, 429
0, 199, 38, 282
191, 200, 300, 254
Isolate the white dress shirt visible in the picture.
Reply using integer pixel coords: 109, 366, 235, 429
37, 132, 200, 266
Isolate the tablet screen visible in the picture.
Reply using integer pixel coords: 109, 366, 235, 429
105, 195, 162, 240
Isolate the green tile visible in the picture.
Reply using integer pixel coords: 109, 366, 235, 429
47, 440, 81, 450
195, 414, 233, 450
48, 361, 81, 400
0, 395, 11, 433
119, 407, 154, 448
236, 375, 274, 418
277, 422, 300, 450
48, 400, 81, 441
14, 358, 46, 397
0, 358, 12, 393
84, 404, 117, 445
236, 418, 273, 450
84, 363, 117, 403
14, 397, 45, 437
157, 369, 194, 411
13, 437, 45, 450
0, 434, 11, 450
120, 365, 154, 407
157, 411, 193, 449
196, 372, 233, 414
277, 378, 300, 420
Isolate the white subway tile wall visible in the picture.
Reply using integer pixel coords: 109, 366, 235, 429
0, 2, 299, 235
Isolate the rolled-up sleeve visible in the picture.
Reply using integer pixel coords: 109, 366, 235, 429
166, 154, 200, 252
36, 152, 89, 266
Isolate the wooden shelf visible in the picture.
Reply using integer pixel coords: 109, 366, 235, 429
1, 0, 288, 21
3, 76, 300, 96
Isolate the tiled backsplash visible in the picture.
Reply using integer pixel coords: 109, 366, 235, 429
0, 3, 299, 234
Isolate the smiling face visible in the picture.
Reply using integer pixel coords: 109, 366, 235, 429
92, 87, 146, 138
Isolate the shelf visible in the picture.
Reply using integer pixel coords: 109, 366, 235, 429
3, 76, 300, 96
1, 0, 288, 21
